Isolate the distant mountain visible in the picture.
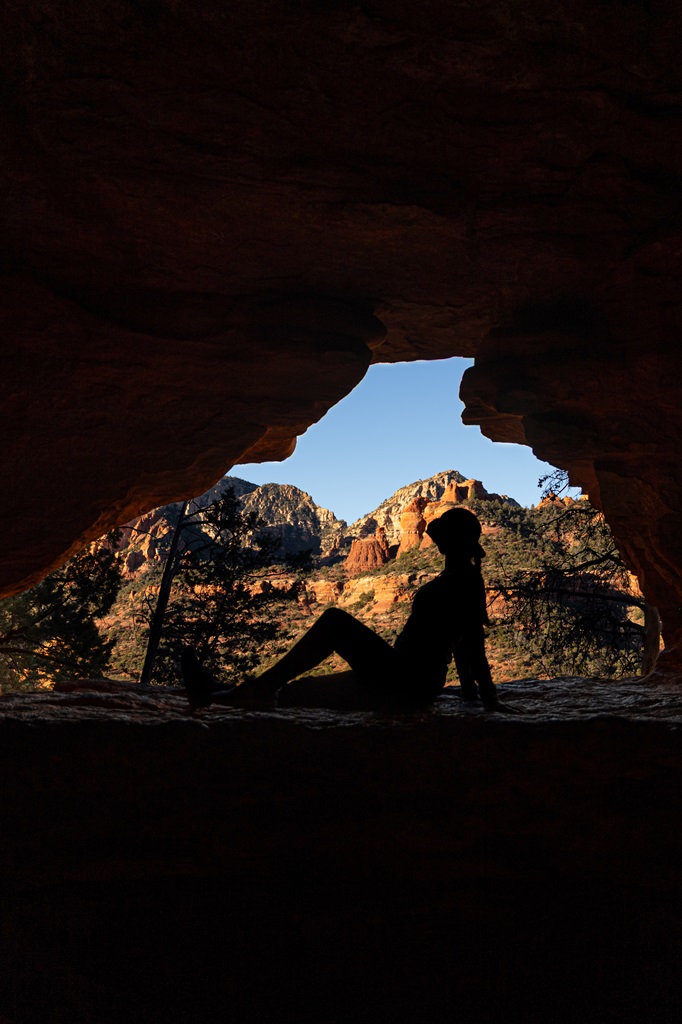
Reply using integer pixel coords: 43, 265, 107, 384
231, 469, 518, 555
238, 481, 347, 556
115, 475, 347, 571
115, 470, 518, 574
114, 475, 260, 573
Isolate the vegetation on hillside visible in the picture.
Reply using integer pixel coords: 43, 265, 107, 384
469, 489, 649, 678
0, 538, 122, 691
334, 479, 650, 680
109, 489, 310, 686
0, 472, 656, 692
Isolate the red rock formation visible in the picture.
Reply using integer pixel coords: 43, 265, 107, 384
397, 486, 490, 553
441, 479, 488, 505
536, 493, 577, 511
419, 501, 448, 550
418, 479, 490, 548
305, 579, 345, 606
338, 572, 414, 613
4, 1, 682, 670
396, 499, 430, 556
344, 528, 391, 575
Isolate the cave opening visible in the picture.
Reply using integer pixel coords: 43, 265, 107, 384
236, 356, 556, 522
4, 2, 682, 1020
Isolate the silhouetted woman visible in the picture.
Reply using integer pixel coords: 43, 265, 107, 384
181, 506, 497, 709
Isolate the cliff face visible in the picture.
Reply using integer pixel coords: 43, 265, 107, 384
115, 475, 257, 565
240, 483, 347, 556
350, 471, 466, 545
396, 497, 430, 557
4, 0, 682, 669
395, 477, 505, 555
115, 476, 347, 572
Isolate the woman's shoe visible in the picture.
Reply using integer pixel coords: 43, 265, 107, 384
180, 647, 220, 710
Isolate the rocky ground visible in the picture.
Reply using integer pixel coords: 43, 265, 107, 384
1, 676, 681, 1023
2, 673, 682, 722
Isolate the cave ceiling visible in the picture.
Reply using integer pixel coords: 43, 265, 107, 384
3, 1, 682, 656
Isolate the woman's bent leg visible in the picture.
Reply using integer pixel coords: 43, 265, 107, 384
257, 607, 396, 690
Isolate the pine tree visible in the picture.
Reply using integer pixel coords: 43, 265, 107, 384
135, 489, 307, 685
477, 472, 653, 678
0, 537, 122, 691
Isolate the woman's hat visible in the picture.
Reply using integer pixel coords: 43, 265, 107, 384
425, 507, 484, 556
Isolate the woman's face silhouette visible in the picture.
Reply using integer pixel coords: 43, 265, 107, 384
427, 509, 481, 560
438, 539, 470, 560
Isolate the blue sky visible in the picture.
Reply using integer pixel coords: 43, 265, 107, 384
237, 357, 556, 524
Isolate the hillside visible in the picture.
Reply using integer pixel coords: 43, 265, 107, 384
113, 469, 514, 575
349, 470, 519, 544
240, 482, 346, 556
101, 470, 647, 686
104, 469, 524, 680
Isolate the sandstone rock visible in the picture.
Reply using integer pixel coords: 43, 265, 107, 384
441, 478, 488, 504
123, 550, 145, 575
536, 493, 577, 510
305, 579, 345, 606
344, 528, 391, 575
369, 574, 415, 612
2, 686, 682, 1021
394, 479, 514, 553
338, 573, 413, 613
420, 500, 450, 549
396, 498, 430, 556
350, 471, 465, 545
241, 482, 346, 556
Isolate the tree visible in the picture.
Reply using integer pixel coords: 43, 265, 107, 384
479, 472, 654, 678
0, 537, 123, 691
135, 488, 308, 686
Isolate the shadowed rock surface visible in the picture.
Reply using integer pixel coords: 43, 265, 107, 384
4, 1, 682, 669
1, 681, 681, 1023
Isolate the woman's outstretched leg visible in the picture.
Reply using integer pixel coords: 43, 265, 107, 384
181, 609, 396, 709
255, 607, 395, 691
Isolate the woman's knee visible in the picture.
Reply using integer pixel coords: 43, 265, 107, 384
319, 607, 354, 626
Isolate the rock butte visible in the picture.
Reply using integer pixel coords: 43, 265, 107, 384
343, 487, 486, 573
344, 528, 392, 574
3, 0, 682, 676
396, 478, 496, 556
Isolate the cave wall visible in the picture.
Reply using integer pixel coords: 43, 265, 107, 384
460, 299, 682, 663
3, 0, 682, 661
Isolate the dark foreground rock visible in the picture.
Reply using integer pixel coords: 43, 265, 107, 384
1, 678, 681, 1023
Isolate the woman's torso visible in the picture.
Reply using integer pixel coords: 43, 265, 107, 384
393, 565, 486, 688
